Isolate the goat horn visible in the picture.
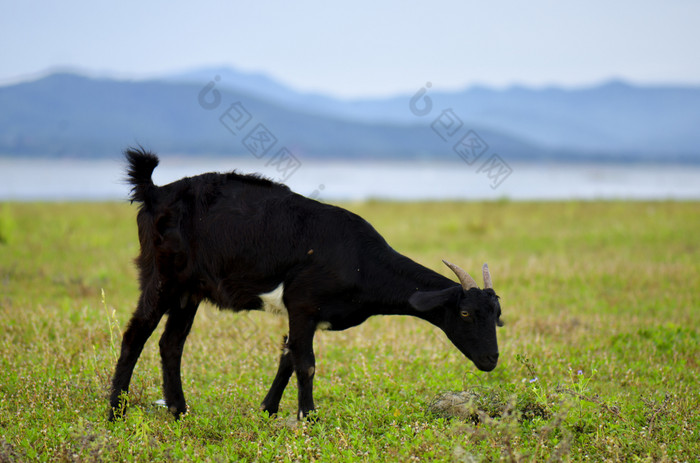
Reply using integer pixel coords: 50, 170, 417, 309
442, 260, 479, 290
482, 263, 493, 289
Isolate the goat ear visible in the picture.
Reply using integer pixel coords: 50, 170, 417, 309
409, 287, 459, 312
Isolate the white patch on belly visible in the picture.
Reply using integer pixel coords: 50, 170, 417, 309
259, 283, 287, 317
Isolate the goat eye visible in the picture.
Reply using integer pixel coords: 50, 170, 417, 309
460, 311, 470, 318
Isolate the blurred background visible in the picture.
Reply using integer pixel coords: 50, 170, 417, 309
1, 0, 699, 201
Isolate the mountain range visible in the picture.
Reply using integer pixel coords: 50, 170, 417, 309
1, 67, 699, 162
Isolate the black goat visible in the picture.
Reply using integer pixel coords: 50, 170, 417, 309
109, 148, 503, 421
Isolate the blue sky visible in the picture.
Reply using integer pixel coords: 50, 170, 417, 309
1, 0, 699, 98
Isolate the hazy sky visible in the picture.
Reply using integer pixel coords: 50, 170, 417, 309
1, 0, 699, 98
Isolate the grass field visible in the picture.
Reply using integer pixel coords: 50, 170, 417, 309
0, 200, 698, 462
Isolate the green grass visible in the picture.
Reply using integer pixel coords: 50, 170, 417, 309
0, 201, 698, 462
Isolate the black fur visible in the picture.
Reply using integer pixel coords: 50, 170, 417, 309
124, 147, 159, 204
109, 147, 502, 421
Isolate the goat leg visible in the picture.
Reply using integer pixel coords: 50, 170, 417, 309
261, 335, 294, 415
159, 300, 199, 419
109, 296, 163, 420
288, 318, 317, 420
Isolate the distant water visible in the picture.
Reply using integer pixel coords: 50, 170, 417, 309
1, 157, 700, 201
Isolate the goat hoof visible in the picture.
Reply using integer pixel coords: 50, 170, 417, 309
261, 402, 279, 416
263, 409, 279, 417
108, 398, 129, 422
108, 409, 124, 422
297, 409, 319, 423
168, 403, 189, 420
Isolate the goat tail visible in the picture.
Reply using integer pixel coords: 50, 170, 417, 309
124, 147, 159, 204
